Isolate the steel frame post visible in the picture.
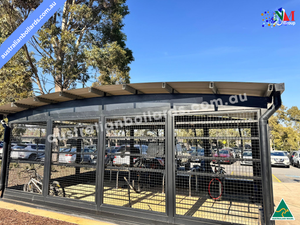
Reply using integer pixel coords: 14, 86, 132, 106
96, 117, 105, 210
0, 122, 11, 197
166, 112, 175, 222
43, 119, 52, 197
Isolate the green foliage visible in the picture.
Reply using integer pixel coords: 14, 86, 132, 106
0, 0, 133, 94
269, 105, 300, 151
0, 6, 33, 138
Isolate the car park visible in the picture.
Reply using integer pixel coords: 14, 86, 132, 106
240, 151, 252, 166
291, 151, 300, 168
270, 151, 290, 168
10, 144, 45, 160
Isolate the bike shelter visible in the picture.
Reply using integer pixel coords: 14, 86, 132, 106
0, 82, 284, 225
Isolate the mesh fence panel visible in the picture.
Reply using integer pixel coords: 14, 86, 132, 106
7, 122, 46, 194
103, 116, 166, 213
174, 111, 262, 225
50, 119, 99, 202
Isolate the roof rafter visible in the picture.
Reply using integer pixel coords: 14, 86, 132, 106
209, 82, 219, 94
34, 96, 59, 104
122, 84, 144, 94
0, 110, 14, 115
59, 91, 84, 100
88, 87, 105, 96
162, 82, 179, 94
264, 84, 273, 97
11, 102, 33, 109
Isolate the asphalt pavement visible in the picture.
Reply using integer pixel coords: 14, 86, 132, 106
272, 165, 300, 183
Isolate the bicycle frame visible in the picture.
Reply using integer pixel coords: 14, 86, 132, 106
27, 178, 43, 193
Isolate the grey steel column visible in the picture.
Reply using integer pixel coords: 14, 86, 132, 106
96, 117, 105, 210
166, 112, 175, 223
43, 119, 52, 198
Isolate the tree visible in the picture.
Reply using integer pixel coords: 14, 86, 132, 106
269, 105, 300, 151
0, 0, 133, 94
0, 27, 33, 139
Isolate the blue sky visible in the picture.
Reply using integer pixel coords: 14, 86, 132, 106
121, 0, 300, 108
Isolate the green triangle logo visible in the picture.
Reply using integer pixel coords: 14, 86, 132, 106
271, 199, 294, 220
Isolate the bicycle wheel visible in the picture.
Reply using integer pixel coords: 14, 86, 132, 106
49, 181, 65, 197
208, 178, 223, 200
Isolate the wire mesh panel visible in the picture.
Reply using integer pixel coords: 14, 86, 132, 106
49, 119, 99, 202
174, 111, 262, 225
7, 122, 46, 194
104, 116, 166, 213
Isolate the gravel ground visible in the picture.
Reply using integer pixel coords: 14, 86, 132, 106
0, 208, 76, 225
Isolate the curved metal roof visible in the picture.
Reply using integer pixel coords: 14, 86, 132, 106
0, 81, 284, 115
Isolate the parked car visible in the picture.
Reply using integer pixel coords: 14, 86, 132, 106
113, 145, 144, 166
212, 149, 233, 164
10, 144, 45, 161
289, 151, 297, 164
58, 147, 96, 164
240, 151, 252, 166
283, 151, 289, 156
103, 146, 118, 165
232, 148, 241, 158
291, 151, 300, 168
271, 151, 290, 168
176, 144, 190, 163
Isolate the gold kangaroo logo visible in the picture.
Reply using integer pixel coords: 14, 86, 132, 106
276, 208, 289, 217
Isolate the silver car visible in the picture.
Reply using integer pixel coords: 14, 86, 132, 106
58, 148, 95, 164
10, 144, 45, 161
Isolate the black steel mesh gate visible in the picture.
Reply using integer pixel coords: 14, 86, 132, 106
6, 110, 265, 225
104, 116, 166, 212
173, 111, 262, 224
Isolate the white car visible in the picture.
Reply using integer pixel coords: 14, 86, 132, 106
113, 145, 147, 166
292, 151, 300, 168
270, 151, 290, 168
58, 147, 95, 164
240, 151, 253, 166
10, 144, 45, 161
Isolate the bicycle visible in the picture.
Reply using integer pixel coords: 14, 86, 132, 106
208, 164, 226, 200
22, 166, 65, 197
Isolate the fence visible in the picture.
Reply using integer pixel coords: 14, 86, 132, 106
6, 110, 265, 225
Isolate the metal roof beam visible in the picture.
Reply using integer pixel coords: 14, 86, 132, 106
34, 96, 59, 104
122, 84, 144, 94
88, 87, 105, 96
209, 82, 219, 94
11, 102, 33, 109
0, 110, 14, 115
264, 84, 273, 97
162, 82, 179, 94
59, 91, 84, 100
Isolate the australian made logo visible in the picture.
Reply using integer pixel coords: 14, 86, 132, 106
271, 199, 294, 220
262, 8, 295, 27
